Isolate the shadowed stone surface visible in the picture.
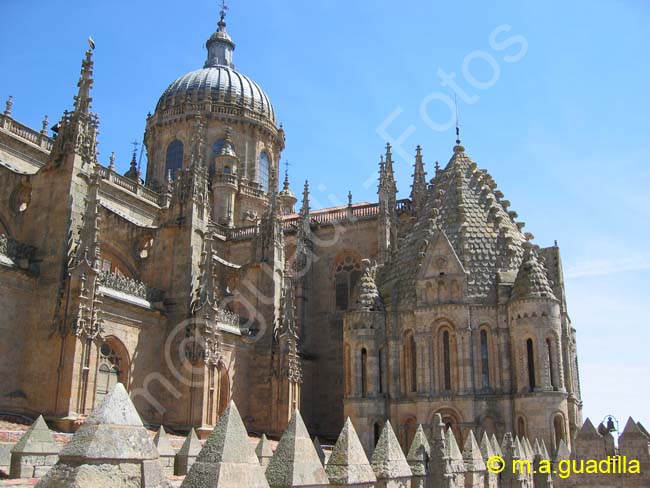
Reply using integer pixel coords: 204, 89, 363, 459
35, 383, 168, 487
265, 409, 328, 487
10, 415, 59, 478
325, 418, 376, 486
256, 434, 274, 468
312, 436, 326, 467
175, 429, 202, 476
180, 401, 269, 488
406, 424, 429, 477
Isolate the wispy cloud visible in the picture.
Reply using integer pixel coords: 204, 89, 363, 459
565, 256, 650, 278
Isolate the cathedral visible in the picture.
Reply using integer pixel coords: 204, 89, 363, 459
0, 7, 582, 456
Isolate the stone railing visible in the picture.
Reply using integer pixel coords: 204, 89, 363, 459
96, 166, 163, 206
0, 114, 53, 152
98, 270, 163, 303
0, 233, 36, 263
216, 307, 240, 329
228, 225, 258, 241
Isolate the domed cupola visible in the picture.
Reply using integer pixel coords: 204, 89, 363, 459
144, 4, 285, 226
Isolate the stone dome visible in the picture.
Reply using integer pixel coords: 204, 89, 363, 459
154, 14, 276, 124
155, 66, 275, 124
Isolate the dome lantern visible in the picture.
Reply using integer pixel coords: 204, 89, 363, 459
205, 3, 235, 69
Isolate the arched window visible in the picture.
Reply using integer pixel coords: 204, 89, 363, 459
553, 415, 565, 450
405, 334, 417, 393
361, 348, 368, 397
378, 347, 385, 394
547, 338, 557, 389
443, 330, 451, 391
165, 140, 184, 180
334, 255, 362, 311
526, 339, 536, 390
344, 344, 352, 397
95, 339, 127, 406
258, 151, 270, 191
517, 416, 527, 439
480, 329, 490, 388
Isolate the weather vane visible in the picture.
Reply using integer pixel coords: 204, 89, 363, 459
284, 160, 291, 178
220, 0, 229, 22
131, 139, 139, 157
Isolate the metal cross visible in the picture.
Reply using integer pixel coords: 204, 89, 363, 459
220, 0, 229, 22
284, 160, 291, 178
131, 139, 139, 157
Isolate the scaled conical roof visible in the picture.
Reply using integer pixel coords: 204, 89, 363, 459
265, 409, 329, 487
379, 143, 526, 305
326, 418, 376, 484
512, 241, 556, 300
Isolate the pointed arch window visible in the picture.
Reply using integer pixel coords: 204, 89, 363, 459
443, 330, 451, 391
547, 338, 557, 389
480, 329, 490, 389
165, 140, 184, 180
95, 339, 128, 406
404, 333, 417, 393
258, 151, 270, 191
361, 348, 368, 398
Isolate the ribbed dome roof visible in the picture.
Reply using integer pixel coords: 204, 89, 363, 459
156, 67, 275, 123
154, 13, 276, 124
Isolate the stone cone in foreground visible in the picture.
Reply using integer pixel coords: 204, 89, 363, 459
181, 401, 269, 488
265, 409, 329, 487
10, 415, 60, 478
325, 417, 376, 486
256, 434, 274, 468
370, 420, 412, 486
175, 428, 202, 475
154, 426, 176, 477
406, 424, 430, 477
36, 383, 168, 488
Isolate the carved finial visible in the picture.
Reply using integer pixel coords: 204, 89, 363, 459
41, 115, 49, 134
435, 160, 440, 175
4, 95, 13, 116
108, 151, 116, 171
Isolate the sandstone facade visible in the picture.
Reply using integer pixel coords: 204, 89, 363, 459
0, 6, 581, 460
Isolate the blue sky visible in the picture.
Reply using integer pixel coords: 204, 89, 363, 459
2, 0, 649, 430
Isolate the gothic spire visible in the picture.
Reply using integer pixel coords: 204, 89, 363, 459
410, 145, 427, 211
193, 235, 221, 315
379, 143, 397, 196
300, 180, 310, 220
205, 1, 236, 69
73, 46, 94, 116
